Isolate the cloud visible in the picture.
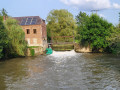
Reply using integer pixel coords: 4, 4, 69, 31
99, 14, 105, 18
60, 0, 120, 10
113, 3, 120, 9
60, 0, 111, 10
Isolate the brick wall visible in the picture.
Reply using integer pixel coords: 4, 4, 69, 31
22, 25, 43, 46
41, 20, 48, 50
42, 20, 47, 39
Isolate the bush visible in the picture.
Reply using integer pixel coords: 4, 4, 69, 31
76, 12, 113, 52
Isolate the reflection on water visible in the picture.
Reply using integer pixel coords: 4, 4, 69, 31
0, 51, 120, 90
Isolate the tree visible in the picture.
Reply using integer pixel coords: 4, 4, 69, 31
76, 12, 113, 52
46, 9, 76, 42
4, 18, 27, 57
1, 8, 8, 17
0, 16, 8, 58
76, 11, 89, 44
107, 25, 120, 54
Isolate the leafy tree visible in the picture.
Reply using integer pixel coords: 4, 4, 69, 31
76, 12, 113, 52
46, 9, 76, 42
76, 11, 89, 44
0, 9, 27, 59
107, 26, 120, 54
4, 18, 27, 57
0, 16, 8, 58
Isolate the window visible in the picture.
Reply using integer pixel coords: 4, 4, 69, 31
27, 29, 30, 34
33, 29, 37, 34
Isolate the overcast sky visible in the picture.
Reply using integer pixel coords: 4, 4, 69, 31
1, 0, 120, 25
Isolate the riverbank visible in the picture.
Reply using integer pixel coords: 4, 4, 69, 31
27, 46, 44, 56
74, 43, 92, 53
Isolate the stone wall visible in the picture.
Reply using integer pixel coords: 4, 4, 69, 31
27, 46, 44, 56
74, 43, 92, 53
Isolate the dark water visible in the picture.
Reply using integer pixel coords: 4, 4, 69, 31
0, 50, 120, 90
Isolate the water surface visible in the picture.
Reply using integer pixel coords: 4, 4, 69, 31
0, 50, 120, 90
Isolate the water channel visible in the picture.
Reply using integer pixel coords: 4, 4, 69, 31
0, 50, 120, 90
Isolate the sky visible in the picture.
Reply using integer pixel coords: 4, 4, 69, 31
1, 0, 120, 25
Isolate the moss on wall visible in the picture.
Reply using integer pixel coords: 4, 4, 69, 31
30, 49, 35, 56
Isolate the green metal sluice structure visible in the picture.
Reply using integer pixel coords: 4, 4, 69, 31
46, 47, 53, 55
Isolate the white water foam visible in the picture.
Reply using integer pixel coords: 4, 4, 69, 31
48, 50, 78, 64
50, 50, 77, 58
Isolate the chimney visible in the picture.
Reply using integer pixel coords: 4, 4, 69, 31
3, 16, 8, 21
3, 16, 6, 21
42, 19, 45, 23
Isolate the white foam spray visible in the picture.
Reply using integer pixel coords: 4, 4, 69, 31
48, 50, 78, 64
50, 50, 77, 58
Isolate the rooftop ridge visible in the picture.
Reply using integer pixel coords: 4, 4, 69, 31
13, 16, 40, 18
13, 16, 43, 25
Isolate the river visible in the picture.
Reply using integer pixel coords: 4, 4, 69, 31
0, 50, 120, 90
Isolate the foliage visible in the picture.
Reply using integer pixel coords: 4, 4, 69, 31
107, 26, 120, 54
0, 16, 8, 58
1, 8, 8, 17
4, 18, 27, 57
0, 9, 27, 59
30, 49, 35, 56
76, 11, 89, 44
46, 9, 76, 42
76, 12, 113, 52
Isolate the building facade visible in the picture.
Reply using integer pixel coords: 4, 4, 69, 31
14, 16, 47, 50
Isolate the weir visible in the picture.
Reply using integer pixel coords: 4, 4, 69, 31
51, 44, 74, 51
49, 36, 75, 51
